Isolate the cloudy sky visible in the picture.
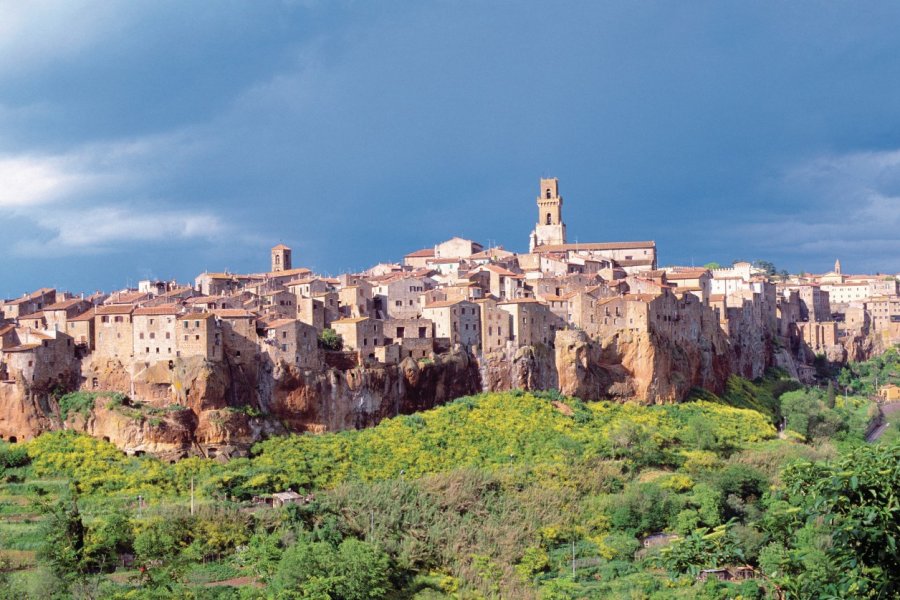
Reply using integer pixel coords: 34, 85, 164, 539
1, 2, 899, 297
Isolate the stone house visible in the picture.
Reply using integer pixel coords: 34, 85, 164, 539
475, 264, 524, 300
383, 318, 434, 359
286, 277, 331, 299
476, 297, 512, 353
422, 300, 480, 350
403, 248, 435, 269
795, 321, 838, 354
310, 291, 339, 323
260, 318, 319, 369
2, 288, 58, 320
213, 309, 259, 366
434, 237, 483, 259
66, 309, 96, 349
372, 275, 431, 320
497, 298, 557, 347
132, 306, 181, 362
3, 328, 76, 388
331, 317, 383, 362
42, 298, 91, 333
94, 305, 135, 360
338, 282, 372, 318
664, 269, 711, 303
259, 290, 297, 320
176, 313, 222, 361
297, 296, 326, 331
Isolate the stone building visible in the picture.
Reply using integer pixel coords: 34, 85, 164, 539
331, 317, 383, 361
176, 313, 222, 361
94, 305, 135, 360
383, 318, 434, 359
297, 296, 326, 331
338, 282, 372, 318
498, 298, 556, 347
213, 309, 259, 366
403, 248, 435, 269
372, 275, 431, 320
476, 297, 512, 353
422, 300, 481, 350
43, 298, 91, 333
796, 321, 838, 354
2, 288, 58, 320
132, 306, 180, 362
66, 309, 95, 349
261, 318, 319, 369
434, 237, 483, 259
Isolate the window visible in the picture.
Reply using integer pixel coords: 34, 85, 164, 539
150, 333, 155, 339
184, 321, 188, 328
195, 335, 200, 341
546, 188, 551, 199
139, 333, 145, 339
149, 319, 154, 325
546, 213, 552, 225
166, 332, 170, 339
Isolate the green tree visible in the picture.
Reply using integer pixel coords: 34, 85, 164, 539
703, 262, 721, 270
38, 496, 86, 583
752, 260, 776, 276
318, 328, 344, 351
772, 443, 900, 597
275, 538, 391, 599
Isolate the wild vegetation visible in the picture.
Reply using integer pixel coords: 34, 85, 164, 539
0, 351, 896, 599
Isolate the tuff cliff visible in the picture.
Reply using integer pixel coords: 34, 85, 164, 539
0, 348, 483, 456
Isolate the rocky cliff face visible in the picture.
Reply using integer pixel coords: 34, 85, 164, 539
553, 328, 733, 404
0, 347, 483, 455
0, 310, 848, 455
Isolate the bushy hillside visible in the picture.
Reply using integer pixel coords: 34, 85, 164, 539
0, 368, 895, 599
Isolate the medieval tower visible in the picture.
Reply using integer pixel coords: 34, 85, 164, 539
529, 177, 567, 252
271, 244, 292, 272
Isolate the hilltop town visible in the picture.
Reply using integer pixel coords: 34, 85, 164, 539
1, 178, 898, 456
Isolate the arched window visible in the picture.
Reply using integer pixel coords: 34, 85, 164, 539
546, 213, 552, 225
545, 189, 552, 199
275, 255, 281, 265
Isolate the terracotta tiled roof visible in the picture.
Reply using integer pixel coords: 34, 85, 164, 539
332, 316, 371, 324
3, 343, 40, 352
178, 312, 214, 321
497, 298, 542, 305
5, 288, 53, 306
405, 248, 435, 258
260, 318, 297, 329
422, 300, 468, 309
43, 298, 86, 311
133, 306, 182, 316
272, 244, 291, 250
211, 309, 257, 319
95, 305, 135, 315
68, 309, 96, 322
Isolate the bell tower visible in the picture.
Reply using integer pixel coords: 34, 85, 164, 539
271, 244, 292, 272
529, 177, 567, 251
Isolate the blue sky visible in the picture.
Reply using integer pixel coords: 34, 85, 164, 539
1, 2, 899, 298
